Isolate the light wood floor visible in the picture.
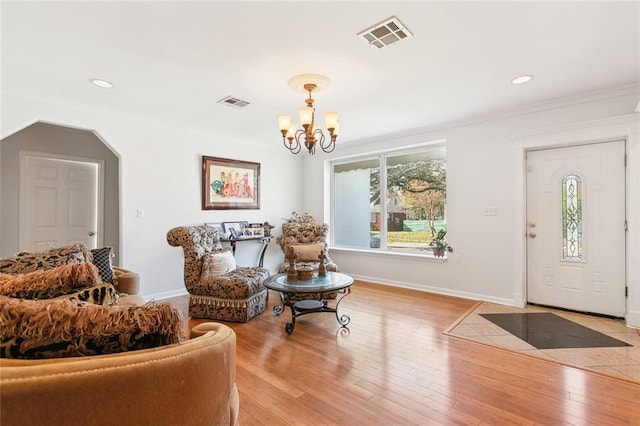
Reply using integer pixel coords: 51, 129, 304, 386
165, 281, 640, 425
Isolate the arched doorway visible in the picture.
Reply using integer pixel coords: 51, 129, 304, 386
0, 122, 120, 263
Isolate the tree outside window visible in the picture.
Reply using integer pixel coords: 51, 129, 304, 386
332, 145, 446, 255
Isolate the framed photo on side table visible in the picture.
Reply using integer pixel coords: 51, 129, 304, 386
222, 221, 248, 239
204, 222, 223, 236
247, 226, 264, 237
202, 156, 260, 210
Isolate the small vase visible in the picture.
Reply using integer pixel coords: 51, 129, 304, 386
433, 247, 445, 257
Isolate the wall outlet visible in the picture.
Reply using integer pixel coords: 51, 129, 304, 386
483, 207, 498, 216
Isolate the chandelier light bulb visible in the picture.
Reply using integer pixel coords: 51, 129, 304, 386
277, 114, 292, 132
298, 106, 313, 126
277, 73, 338, 155
333, 121, 340, 136
324, 111, 338, 130
286, 123, 297, 139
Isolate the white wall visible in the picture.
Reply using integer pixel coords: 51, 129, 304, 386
304, 87, 640, 323
1, 92, 303, 300
3, 87, 639, 324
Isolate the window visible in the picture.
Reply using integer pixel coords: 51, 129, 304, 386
331, 144, 446, 255
561, 174, 583, 261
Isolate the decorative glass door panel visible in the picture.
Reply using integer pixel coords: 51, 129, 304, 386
561, 175, 583, 261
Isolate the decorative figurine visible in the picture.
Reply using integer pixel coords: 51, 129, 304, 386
318, 248, 327, 277
262, 221, 275, 237
286, 246, 298, 281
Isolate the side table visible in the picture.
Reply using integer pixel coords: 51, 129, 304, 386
221, 236, 272, 267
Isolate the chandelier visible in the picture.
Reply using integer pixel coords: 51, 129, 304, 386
277, 74, 339, 155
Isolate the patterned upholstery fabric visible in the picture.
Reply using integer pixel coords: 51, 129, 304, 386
0, 262, 102, 300
0, 264, 119, 307
0, 296, 183, 359
275, 213, 339, 274
167, 225, 269, 322
56, 282, 120, 306
199, 267, 268, 299
0, 244, 91, 275
188, 292, 267, 323
275, 213, 339, 301
0, 244, 124, 306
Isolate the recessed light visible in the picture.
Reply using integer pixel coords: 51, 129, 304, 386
511, 75, 533, 85
90, 78, 113, 88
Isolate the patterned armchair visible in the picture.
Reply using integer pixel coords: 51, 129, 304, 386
275, 212, 339, 274
166, 225, 269, 322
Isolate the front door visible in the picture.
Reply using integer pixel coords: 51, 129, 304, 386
526, 141, 626, 317
20, 154, 101, 252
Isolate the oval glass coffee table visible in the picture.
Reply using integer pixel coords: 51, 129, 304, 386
263, 272, 353, 334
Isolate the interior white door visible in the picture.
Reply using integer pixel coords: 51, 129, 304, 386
20, 154, 100, 252
526, 141, 626, 317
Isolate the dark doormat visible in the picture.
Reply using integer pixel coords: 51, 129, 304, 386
479, 312, 631, 349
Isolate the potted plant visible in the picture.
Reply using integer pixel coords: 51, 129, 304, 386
429, 229, 449, 257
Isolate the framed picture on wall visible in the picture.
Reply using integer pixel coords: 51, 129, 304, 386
202, 156, 260, 210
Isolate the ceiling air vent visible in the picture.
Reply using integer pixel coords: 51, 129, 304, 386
357, 16, 413, 49
217, 96, 250, 109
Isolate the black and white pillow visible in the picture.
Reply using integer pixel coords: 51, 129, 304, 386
90, 246, 114, 283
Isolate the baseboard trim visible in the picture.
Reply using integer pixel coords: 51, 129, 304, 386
349, 273, 515, 307
144, 277, 520, 309
626, 309, 640, 329
144, 288, 189, 301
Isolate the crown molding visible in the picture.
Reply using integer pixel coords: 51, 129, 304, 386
342, 84, 640, 149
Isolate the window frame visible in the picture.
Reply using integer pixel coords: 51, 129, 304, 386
329, 141, 447, 258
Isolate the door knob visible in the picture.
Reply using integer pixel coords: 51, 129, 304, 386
528, 232, 536, 238
88, 231, 96, 236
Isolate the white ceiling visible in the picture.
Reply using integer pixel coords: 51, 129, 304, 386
2, 1, 639, 146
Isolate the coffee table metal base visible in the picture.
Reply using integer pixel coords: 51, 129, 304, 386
273, 289, 351, 334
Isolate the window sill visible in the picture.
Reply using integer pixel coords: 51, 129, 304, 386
329, 246, 448, 262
